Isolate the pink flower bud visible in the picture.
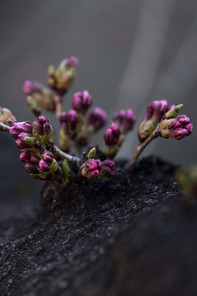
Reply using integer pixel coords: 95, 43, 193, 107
113, 109, 136, 132
100, 159, 115, 178
9, 121, 32, 138
85, 159, 101, 170
38, 116, 49, 124
48, 56, 78, 95
102, 159, 115, 170
64, 56, 78, 68
87, 107, 107, 131
88, 170, 100, 178
39, 160, 50, 172
30, 155, 41, 165
25, 163, 39, 174
104, 124, 120, 146
23, 80, 42, 94
72, 90, 92, 113
146, 99, 169, 121
42, 152, 53, 164
20, 152, 31, 164
68, 110, 79, 131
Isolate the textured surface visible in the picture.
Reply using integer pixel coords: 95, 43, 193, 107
0, 157, 196, 296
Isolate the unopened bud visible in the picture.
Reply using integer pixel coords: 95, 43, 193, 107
0, 107, 16, 126
113, 109, 136, 132
20, 152, 31, 164
146, 99, 169, 121
9, 121, 32, 139
42, 152, 53, 164
24, 81, 56, 112
104, 124, 120, 146
67, 110, 79, 131
25, 163, 39, 174
39, 160, 51, 172
72, 90, 92, 113
87, 107, 107, 131
48, 56, 78, 95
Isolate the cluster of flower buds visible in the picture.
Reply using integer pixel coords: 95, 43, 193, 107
138, 99, 169, 142
159, 114, 193, 140
32, 116, 54, 145
113, 109, 136, 133
86, 107, 107, 131
48, 56, 78, 95
0, 107, 16, 126
81, 158, 115, 179
20, 151, 58, 179
9, 121, 37, 150
1, 55, 194, 184
9, 116, 58, 179
72, 90, 92, 114
23, 80, 56, 115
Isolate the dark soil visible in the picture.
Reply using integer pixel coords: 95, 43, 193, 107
0, 156, 196, 296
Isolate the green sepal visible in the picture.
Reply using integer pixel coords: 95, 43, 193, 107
62, 159, 70, 182
165, 104, 183, 119
87, 147, 96, 159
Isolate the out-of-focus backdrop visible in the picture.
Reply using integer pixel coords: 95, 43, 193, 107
0, 0, 196, 220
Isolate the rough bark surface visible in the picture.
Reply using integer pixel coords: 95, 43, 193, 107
0, 157, 196, 296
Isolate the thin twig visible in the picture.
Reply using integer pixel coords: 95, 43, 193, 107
125, 130, 159, 171
0, 122, 10, 132
54, 94, 62, 120
52, 143, 81, 165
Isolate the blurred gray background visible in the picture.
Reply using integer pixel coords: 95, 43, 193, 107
0, 0, 196, 219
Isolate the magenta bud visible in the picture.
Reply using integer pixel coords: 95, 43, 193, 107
87, 107, 107, 131
9, 121, 32, 138
113, 109, 136, 132
104, 124, 120, 146
30, 155, 40, 165
48, 57, 78, 95
176, 115, 190, 125
39, 160, 50, 172
68, 110, 79, 131
16, 139, 30, 149
185, 124, 193, 135
72, 90, 92, 113
101, 166, 114, 177
23, 80, 42, 95
88, 170, 100, 178
146, 99, 169, 121
42, 152, 53, 164
20, 152, 31, 164
32, 121, 43, 135
170, 128, 188, 140
25, 163, 39, 174
59, 112, 68, 123
43, 122, 51, 133
38, 116, 49, 124
102, 159, 115, 170
85, 159, 100, 170
64, 56, 78, 68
